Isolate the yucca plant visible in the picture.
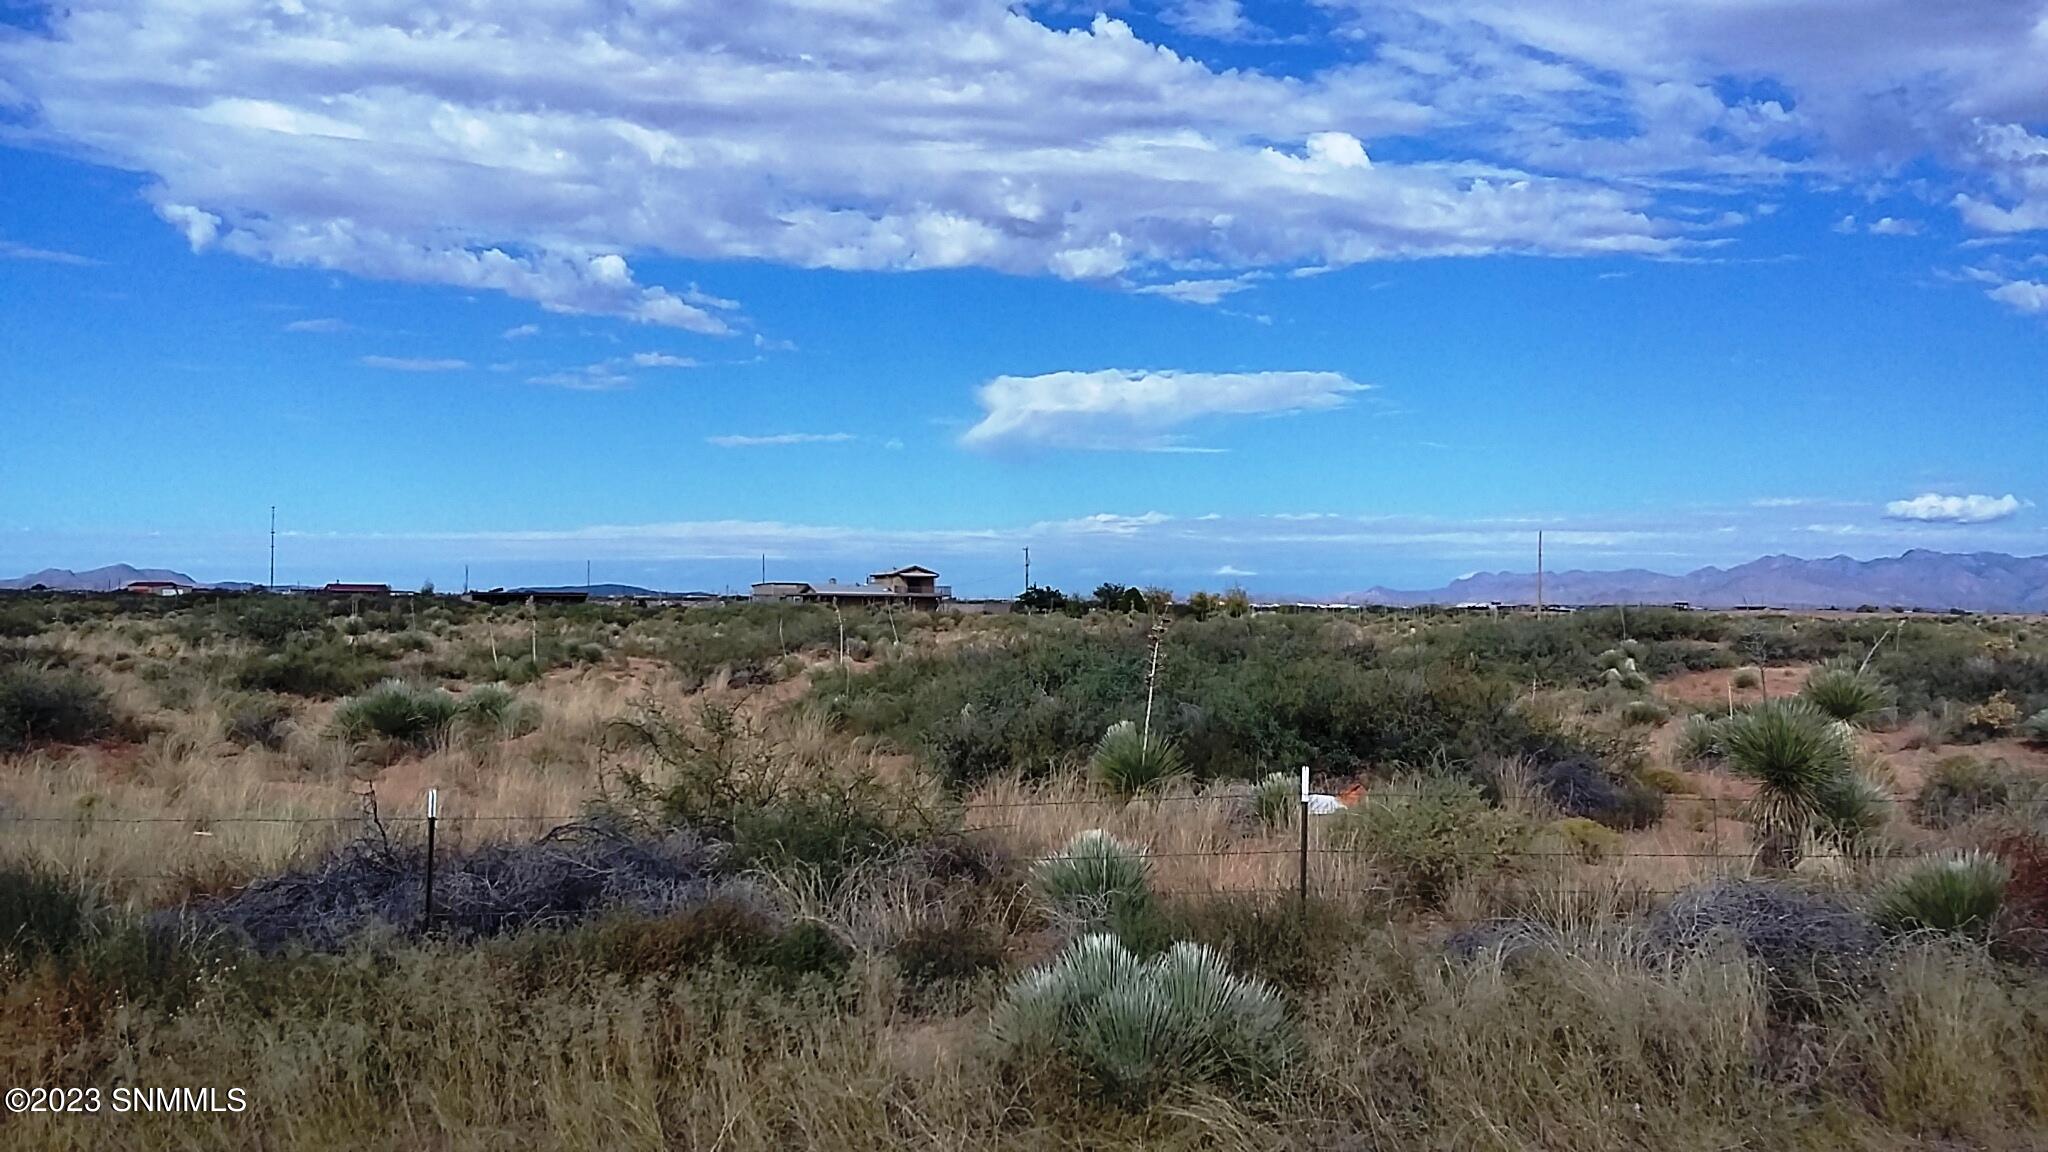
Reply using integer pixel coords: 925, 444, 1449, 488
1800, 663, 1896, 727
1033, 830, 1154, 932
1873, 851, 2007, 939
1090, 720, 1186, 794
459, 683, 542, 739
1674, 713, 1726, 765
331, 679, 460, 748
1250, 770, 1297, 828
1814, 770, 1892, 854
1720, 699, 1851, 869
989, 933, 1295, 1103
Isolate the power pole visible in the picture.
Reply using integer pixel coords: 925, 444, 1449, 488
1535, 530, 1545, 613
760, 554, 767, 585
1022, 546, 1031, 592
585, 560, 591, 594
463, 564, 469, 595
268, 505, 276, 590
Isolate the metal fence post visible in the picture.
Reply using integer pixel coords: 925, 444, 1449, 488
1298, 766, 1310, 915
421, 787, 439, 934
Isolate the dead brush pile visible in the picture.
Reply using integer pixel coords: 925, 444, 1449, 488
173, 818, 758, 952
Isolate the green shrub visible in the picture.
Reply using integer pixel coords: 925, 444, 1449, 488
222, 692, 294, 749
1912, 756, 2015, 830
891, 921, 1004, 989
1032, 829, 1155, 935
238, 639, 386, 698
1873, 852, 2007, 938
989, 933, 1295, 1104
1801, 663, 1897, 727
0, 665, 116, 752
1720, 700, 1852, 867
1619, 699, 1669, 727
459, 684, 542, 739
1249, 770, 1297, 828
1335, 775, 1535, 908
1557, 816, 1622, 862
1674, 713, 1726, 764
1815, 771, 1893, 853
0, 862, 97, 962
1089, 721, 1185, 793
1731, 668, 1761, 690
332, 679, 460, 748
2020, 708, 2048, 749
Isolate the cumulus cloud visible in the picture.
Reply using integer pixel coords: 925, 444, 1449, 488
1883, 493, 2025, 524
361, 355, 468, 372
706, 432, 857, 448
1867, 217, 1920, 236
962, 368, 1368, 450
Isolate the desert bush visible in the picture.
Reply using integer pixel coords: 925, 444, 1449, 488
1801, 662, 1897, 726
1731, 668, 1760, 689
1031, 829, 1154, 935
1335, 774, 1536, 908
2023, 709, 2048, 748
1088, 720, 1185, 793
222, 692, 294, 749
237, 638, 387, 697
1619, 699, 1669, 727
1528, 753, 1665, 830
0, 862, 99, 963
891, 920, 1004, 990
459, 683, 542, 739
1873, 851, 2007, 939
1965, 691, 2023, 738
1720, 700, 1852, 868
1249, 770, 1297, 828
1557, 816, 1622, 862
1912, 756, 2016, 830
1675, 712, 1726, 764
988, 933, 1295, 1104
332, 679, 460, 749
1814, 771, 1893, 853
0, 665, 116, 752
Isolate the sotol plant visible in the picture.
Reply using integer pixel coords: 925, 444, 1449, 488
1675, 713, 1726, 765
1250, 770, 1298, 828
332, 679, 461, 749
989, 933, 1295, 1103
1090, 720, 1186, 794
1033, 830, 1154, 933
1873, 851, 2007, 939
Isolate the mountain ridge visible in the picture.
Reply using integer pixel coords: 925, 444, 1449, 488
1351, 550, 2048, 613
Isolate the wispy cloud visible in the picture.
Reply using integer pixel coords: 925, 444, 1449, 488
501, 324, 540, 340
284, 317, 349, 334
360, 355, 469, 372
706, 432, 857, 448
1882, 493, 2026, 524
630, 352, 697, 368
962, 368, 1369, 451
0, 238, 97, 265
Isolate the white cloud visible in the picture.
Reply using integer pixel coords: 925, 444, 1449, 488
1883, 493, 2025, 524
501, 324, 540, 340
1161, 0, 1254, 40
962, 368, 1369, 450
1214, 564, 1258, 576
1987, 278, 2048, 316
1867, 217, 1920, 236
630, 352, 698, 368
283, 317, 348, 333
1131, 275, 1263, 305
707, 432, 857, 448
0, 238, 97, 265
361, 355, 469, 372
0, 0, 1697, 329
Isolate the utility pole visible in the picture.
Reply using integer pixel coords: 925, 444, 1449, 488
585, 560, 591, 594
1535, 530, 1545, 613
761, 554, 767, 585
463, 564, 469, 595
268, 505, 276, 591
1022, 546, 1031, 592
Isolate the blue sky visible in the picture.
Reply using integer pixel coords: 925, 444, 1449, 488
1, 0, 2044, 596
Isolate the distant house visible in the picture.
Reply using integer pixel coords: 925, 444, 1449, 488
322, 582, 392, 596
124, 580, 188, 597
750, 564, 955, 610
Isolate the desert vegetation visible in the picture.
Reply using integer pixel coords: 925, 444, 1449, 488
4, 590, 2048, 1149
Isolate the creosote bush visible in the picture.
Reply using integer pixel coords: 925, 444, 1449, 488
1913, 755, 2019, 830
989, 933, 1295, 1104
1873, 851, 2007, 939
0, 665, 117, 752
1335, 774, 1535, 908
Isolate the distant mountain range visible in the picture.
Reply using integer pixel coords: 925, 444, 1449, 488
1353, 550, 2048, 613
0, 564, 197, 591
512, 583, 664, 598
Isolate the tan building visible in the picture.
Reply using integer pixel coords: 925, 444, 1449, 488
750, 565, 952, 610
